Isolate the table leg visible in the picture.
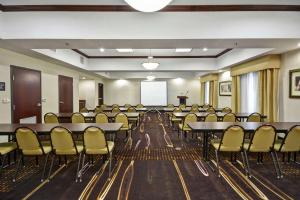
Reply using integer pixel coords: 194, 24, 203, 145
202, 132, 208, 161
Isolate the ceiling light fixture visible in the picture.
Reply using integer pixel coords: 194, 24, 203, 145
99, 48, 105, 52
147, 75, 156, 81
203, 47, 208, 51
124, 0, 173, 12
142, 49, 159, 70
175, 48, 192, 53
298, 42, 300, 47
116, 48, 133, 53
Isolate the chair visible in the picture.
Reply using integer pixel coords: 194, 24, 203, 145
71, 112, 85, 123
170, 108, 182, 127
124, 104, 131, 108
127, 107, 139, 126
207, 107, 216, 114
80, 107, 89, 113
100, 104, 107, 110
14, 127, 51, 182
211, 125, 246, 177
247, 113, 262, 122
136, 104, 144, 108
243, 125, 281, 178
81, 126, 114, 181
205, 113, 218, 122
191, 104, 199, 109
0, 142, 17, 173
112, 104, 119, 108
223, 113, 236, 122
274, 125, 300, 167
94, 107, 102, 113
179, 104, 186, 110
95, 113, 109, 123
167, 104, 175, 108
48, 126, 83, 182
202, 104, 211, 109
112, 107, 121, 113
222, 107, 232, 113
115, 113, 132, 139
179, 113, 197, 138
44, 113, 59, 124
190, 107, 199, 113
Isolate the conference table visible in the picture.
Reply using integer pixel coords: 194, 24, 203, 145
57, 112, 140, 123
102, 107, 148, 112
163, 107, 224, 113
172, 112, 267, 121
187, 122, 300, 160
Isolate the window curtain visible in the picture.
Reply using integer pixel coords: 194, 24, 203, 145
209, 80, 218, 107
240, 72, 259, 113
205, 81, 210, 104
259, 68, 279, 122
200, 74, 218, 107
231, 75, 241, 113
200, 82, 205, 105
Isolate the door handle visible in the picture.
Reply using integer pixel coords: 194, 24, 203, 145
37, 103, 41, 107
59, 101, 64, 104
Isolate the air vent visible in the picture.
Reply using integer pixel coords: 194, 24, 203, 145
80, 56, 85, 64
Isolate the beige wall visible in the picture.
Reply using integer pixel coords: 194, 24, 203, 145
279, 49, 300, 121
79, 79, 100, 109
0, 48, 103, 142
103, 78, 200, 106
218, 71, 232, 108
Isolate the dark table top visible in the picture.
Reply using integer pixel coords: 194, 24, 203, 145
187, 122, 300, 132
102, 107, 147, 112
0, 123, 123, 135
57, 112, 140, 118
163, 108, 224, 112
173, 112, 267, 119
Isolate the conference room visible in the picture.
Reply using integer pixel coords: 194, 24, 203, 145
0, 0, 300, 199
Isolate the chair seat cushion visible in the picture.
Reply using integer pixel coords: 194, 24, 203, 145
85, 141, 114, 155
0, 142, 17, 155
23, 144, 52, 155
211, 140, 241, 152
55, 145, 83, 155
243, 143, 270, 152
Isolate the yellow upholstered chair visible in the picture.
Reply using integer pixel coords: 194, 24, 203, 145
0, 142, 17, 173
95, 113, 109, 123
115, 113, 132, 139
243, 125, 281, 178
190, 107, 199, 113
124, 104, 131, 108
170, 108, 182, 127
94, 107, 102, 113
81, 126, 114, 180
179, 113, 197, 138
71, 112, 85, 123
100, 104, 107, 110
14, 127, 51, 182
112, 107, 121, 113
112, 104, 119, 109
205, 113, 218, 122
136, 104, 144, 108
80, 107, 89, 113
127, 107, 139, 126
202, 104, 211, 109
222, 107, 232, 113
166, 104, 175, 118
48, 126, 83, 182
44, 113, 59, 124
191, 104, 199, 109
247, 113, 262, 122
207, 107, 216, 114
211, 125, 246, 177
223, 113, 236, 122
167, 104, 175, 108
179, 104, 186, 110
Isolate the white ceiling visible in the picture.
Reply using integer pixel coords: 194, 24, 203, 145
79, 48, 225, 57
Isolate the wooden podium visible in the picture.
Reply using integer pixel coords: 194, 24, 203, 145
177, 96, 188, 105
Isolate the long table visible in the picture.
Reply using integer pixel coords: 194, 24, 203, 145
0, 123, 123, 135
187, 122, 300, 160
163, 108, 224, 112
173, 112, 267, 121
102, 107, 147, 112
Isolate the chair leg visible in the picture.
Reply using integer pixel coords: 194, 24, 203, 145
13, 155, 22, 182
41, 153, 49, 182
109, 152, 113, 179
274, 151, 283, 178
48, 154, 55, 180
240, 151, 248, 176
76, 153, 82, 182
215, 150, 220, 177
0, 154, 7, 173
244, 150, 251, 178
270, 151, 280, 179
80, 154, 86, 182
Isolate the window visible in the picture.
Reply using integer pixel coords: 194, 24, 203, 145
240, 72, 259, 113
204, 81, 210, 104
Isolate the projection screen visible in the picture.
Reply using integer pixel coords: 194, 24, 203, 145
141, 81, 167, 106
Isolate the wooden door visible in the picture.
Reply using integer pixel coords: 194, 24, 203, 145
11, 66, 42, 123
98, 83, 104, 106
59, 75, 73, 113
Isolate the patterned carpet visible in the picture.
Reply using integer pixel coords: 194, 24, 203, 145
0, 112, 300, 200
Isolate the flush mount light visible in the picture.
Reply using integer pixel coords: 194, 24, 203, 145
124, 0, 173, 12
116, 48, 133, 53
175, 48, 192, 53
203, 47, 208, 51
142, 62, 159, 70
81, 77, 86, 80
298, 42, 300, 47
99, 48, 105, 52
147, 75, 156, 81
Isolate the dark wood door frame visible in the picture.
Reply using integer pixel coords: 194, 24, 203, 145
10, 65, 42, 123
98, 83, 104, 106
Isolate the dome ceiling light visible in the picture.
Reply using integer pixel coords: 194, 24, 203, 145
124, 0, 173, 12
142, 49, 159, 70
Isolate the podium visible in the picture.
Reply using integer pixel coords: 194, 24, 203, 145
177, 96, 188, 105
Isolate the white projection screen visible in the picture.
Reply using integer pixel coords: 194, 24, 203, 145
141, 81, 167, 106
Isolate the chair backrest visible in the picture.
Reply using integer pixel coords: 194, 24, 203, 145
179, 104, 186, 109
100, 104, 107, 110
95, 113, 109, 123
248, 125, 276, 152
127, 107, 136, 113
50, 126, 78, 154
80, 107, 89, 113
183, 113, 197, 129
15, 127, 44, 155
112, 104, 119, 108
44, 112, 59, 124
94, 107, 102, 113
207, 107, 216, 113
205, 113, 218, 122
222, 107, 232, 113
112, 107, 121, 113
190, 107, 199, 113
71, 112, 85, 123
202, 104, 211, 109
124, 104, 131, 108
247, 113, 262, 122
136, 104, 144, 108
167, 104, 174, 108
218, 125, 245, 151
223, 113, 236, 122
279, 125, 300, 152
84, 126, 108, 152
115, 113, 129, 128
191, 104, 199, 109
173, 107, 181, 113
